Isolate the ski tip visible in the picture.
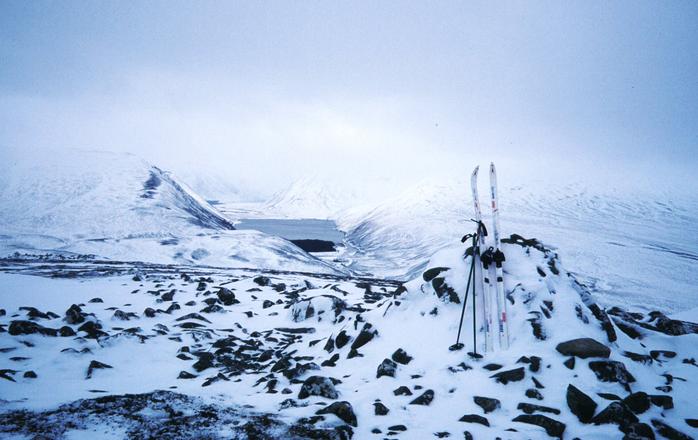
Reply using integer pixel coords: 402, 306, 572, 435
471, 165, 480, 176
490, 162, 496, 171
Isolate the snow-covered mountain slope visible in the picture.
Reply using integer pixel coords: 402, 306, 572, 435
0, 151, 340, 274
1, 235, 696, 439
337, 178, 698, 314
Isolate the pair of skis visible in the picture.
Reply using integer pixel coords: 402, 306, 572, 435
470, 163, 509, 351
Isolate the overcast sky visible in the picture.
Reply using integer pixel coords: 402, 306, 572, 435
1, 1, 697, 198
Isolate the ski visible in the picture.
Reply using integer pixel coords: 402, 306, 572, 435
470, 166, 494, 352
489, 162, 510, 350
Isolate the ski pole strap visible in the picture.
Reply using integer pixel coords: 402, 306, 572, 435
493, 249, 505, 267
461, 233, 476, 243
471, 219, 488, 237
480, 247, 494, 268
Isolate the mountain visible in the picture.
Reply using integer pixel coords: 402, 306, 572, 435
0, 150, 340, 274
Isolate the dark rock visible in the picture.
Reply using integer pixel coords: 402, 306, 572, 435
393, 386, 412, 396
598, 392, 622, 401
9, 320, 58, 336
474, 396, 500, 414
335, 331, 351, 349
377, 358, 398, 378
392, 348, 412, 365
113, 310, 137, 321
483, 363, 503, 371
374, 401, 389, 415
651, 419, 692, 440
143, 307, 157, 318
423, 267, 449, 282
200, 304, 224, 313
592, 402, 638, 427
77, 321, 108, 339
567, 384, 597, 423
409, 389, 434, 406
532, 376, 545, 389
217, 287, 237, 306
192, 352, 215, 372
253, 276, 271, 287
649, 350, 676, 360
88, 298, 103, 303
298, 376, 339, 399
623, 392, 650, 414
588, 361, 636, 390
59, 326, 76, 336
321, 353, 340, 367
387, 425, 407, 431
517, 403, 560, 415
564, 357, 576, 369
526, 388, 543, 400
161, 290, 176, 301
648, 312, 698, 336
64, 304, 86, 324
512, 414, 566, 438
23, 370, 37, 378
587, 303, 618, 342
685, 419, 698, 428
262, 300, 274, 309
459, 414, 489, 426
350, 323, 377, 350
432, 277, 460, 303
648, 394, 673, 410
556, 338, 610, 359
178, 371, 197, 379
491, 367, 525, 384
623, 351, 653, 364
316, 401, 357, 426
623, 422, 656, 440
86, 360, 113, 379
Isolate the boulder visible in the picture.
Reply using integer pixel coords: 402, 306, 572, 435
350, 323, 377, 350
9, 320, 58, 337
512, 414, 566, 439
650, 419, 692, 440
517, 403, 560, 415
474, 396, 500, 414
86, 360, 113, 379
298, 376, 339, 400
623, 422, 656, 440
491, 367, 525, 384
216, 287, 237, 306
623, 392, 650, 414
391, 348, 412, 365
409, 389, 434, 406
459, 414, 489, 426
376, 358, 397, 378
64, 304, 86, 325
373, 401, 389, 415
567, 384, 597, 423
423, 267, 449, 282
316, 401, 357, 427
591, 402, 638, 428
556, 338, 610, 358
588, 361, 636, 390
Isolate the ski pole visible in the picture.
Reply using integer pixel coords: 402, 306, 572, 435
455, 246, 475, 346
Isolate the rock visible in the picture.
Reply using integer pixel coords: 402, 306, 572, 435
86, 360, 113, 379
178, 371, 197, 379
423, 267, 449, 282
262, 300, 274, 309
588, 361, 636, 390
393, 386, 412, 396
685, 419, 698, 428
567, 384, 597, 423
556, 338, 610, 359
350, 324, 377, 350
216, 287, 237, 306
532, 377, 545, 389
23, 370, 37, 378
649, 350, 676, 360
564, 357, 576, 369
200, 304, 224, 313
143, 307, 157, 318
648, 394, 673, 410
512, 414, 566, 439
483, 363, 503, 371
432, 277, 460, 303
409, 389, 434, 406
88, 298, 103, 303
335, 331, 351, 349
77, 321, 108, 339
592, 402, 638, 428
298, 376, 339, 400
391, 348, 412, 365
192, 352, 215, 372
59, 326, 76, 336
64, 304, 86, 324
623, 423, 656, 440
517, 403, 560, 415
490, 367, 525, 384
648, 312, 698, 336
623, 392, 650, 414
474, 396, 500, 414
316, 401, 357, 426
253, 276, 271, 287
387, 425, 407, 432
650, 419, 692, 440
459, 414, 489, 426
113, 310, 136, 321
377, 358, 398, 378
161, 290, 176, 301
373, 401, 389, 415
598, 392, 622, 401
9, 320, 58, 337
526, 388, 543, 400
